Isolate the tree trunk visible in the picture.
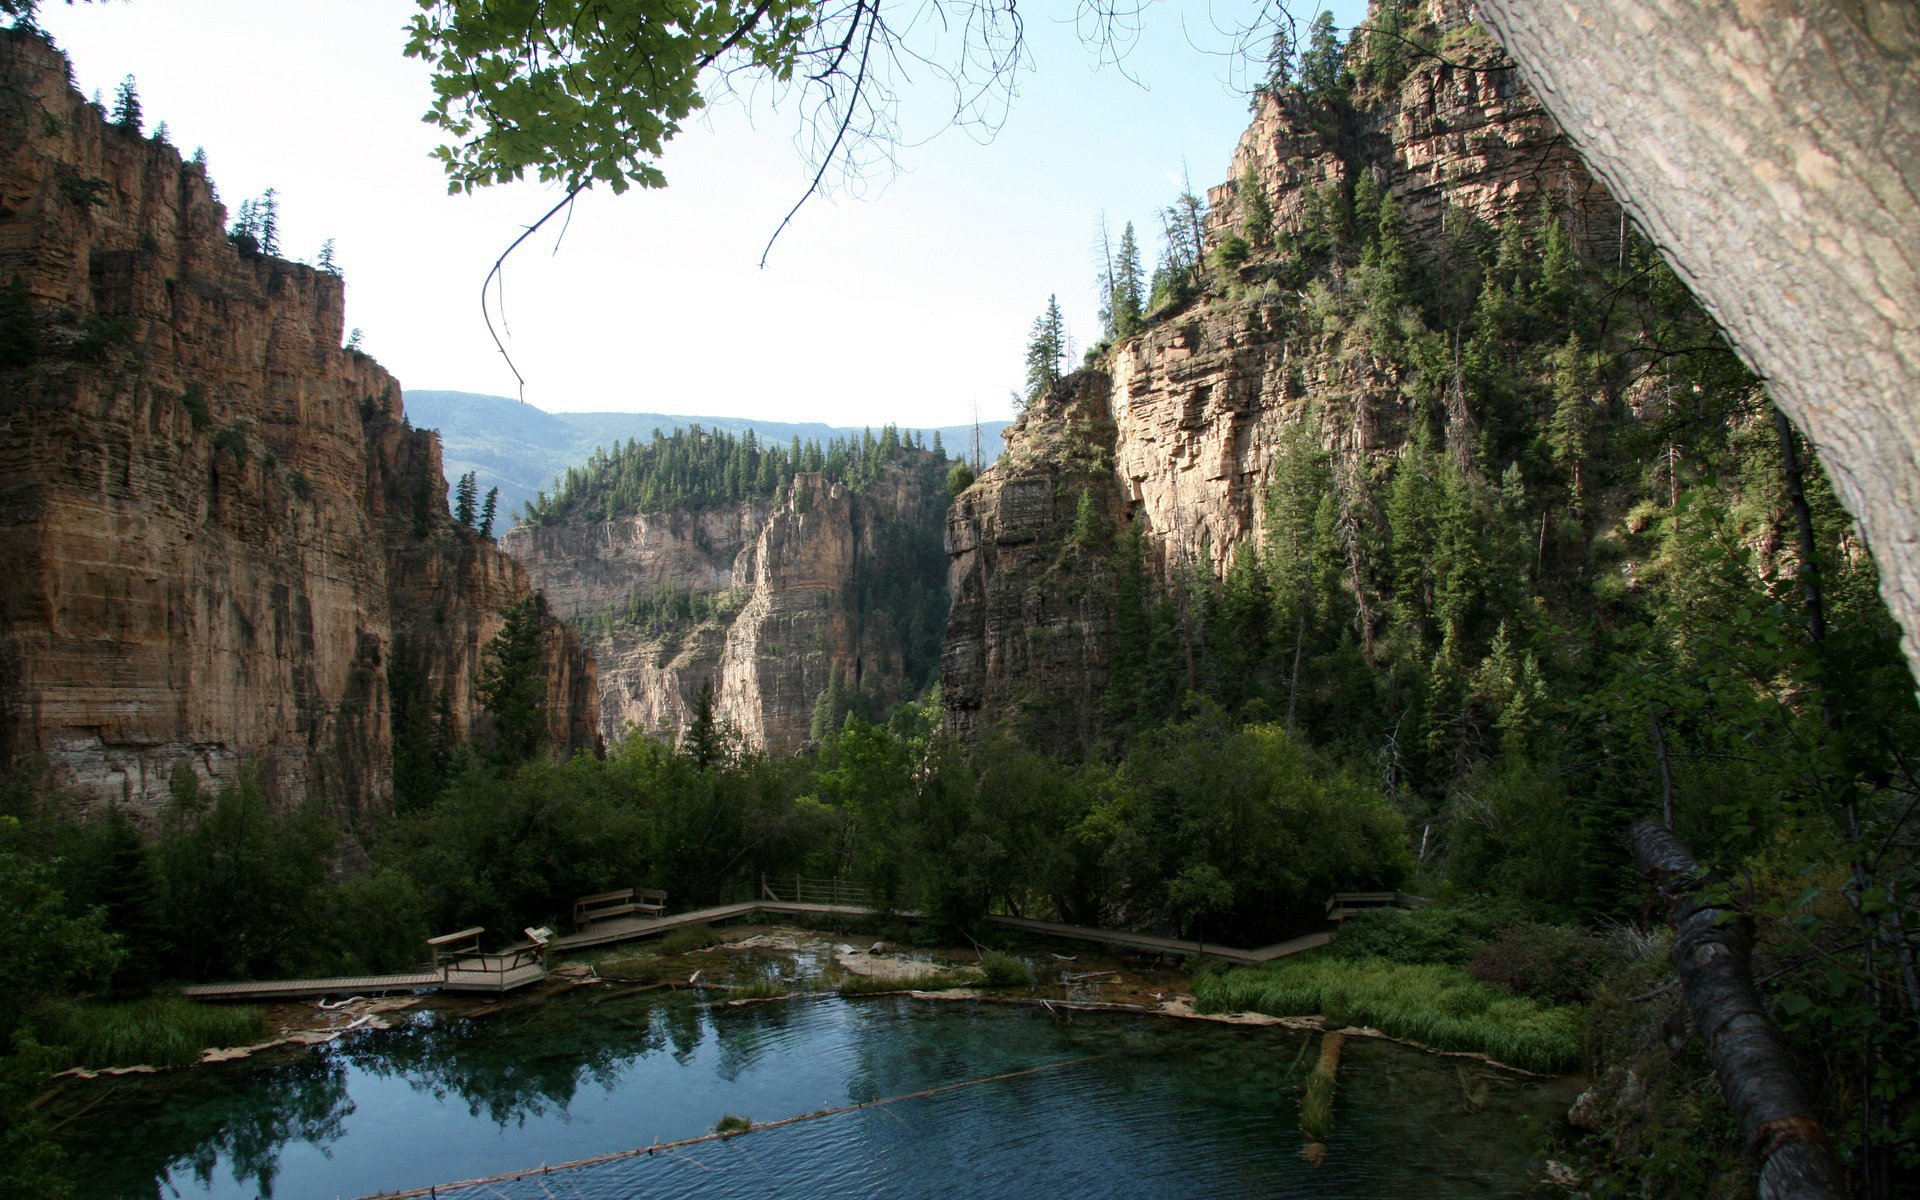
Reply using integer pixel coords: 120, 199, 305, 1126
1629, 820, 1849, 1200
1478, 0, 1920, 686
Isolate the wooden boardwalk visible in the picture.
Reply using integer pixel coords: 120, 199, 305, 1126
180, 893, 1384, 1003
181, 972, 445, 1001
984, 915, 1334, 964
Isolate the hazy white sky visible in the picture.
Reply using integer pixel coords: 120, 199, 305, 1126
41, 0, 1365, 427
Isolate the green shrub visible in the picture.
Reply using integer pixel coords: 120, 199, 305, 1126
211, 423, 247, 461
978, 950, 1032, 988
178, 385, 211, 430
713, 1114, 751, 1135
946, 462, 976, 497
45, 997, 268, 1069
1328, 897, 1531, 966
57, 173, 109, 209
1194, 954, 1582, 1073
1468, 923, 1619, 1006
71, 314, 133, 363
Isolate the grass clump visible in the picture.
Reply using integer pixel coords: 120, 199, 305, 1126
657, 924, 724, 956
729, 976, 795, 1000
47, 997, 269, 1069
1194, 954, 1581, 1073
978, 950, 1033, 988
596, 954, 665, 983
837, 967, 977, 995
713, 1114, 752, 1135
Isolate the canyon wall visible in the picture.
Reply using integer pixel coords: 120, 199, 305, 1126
505, 457, 949, 750
944, 11, 1624, 747
0, 30, 597, 815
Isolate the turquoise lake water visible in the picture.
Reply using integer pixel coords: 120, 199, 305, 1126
53, 989, 1578, 1199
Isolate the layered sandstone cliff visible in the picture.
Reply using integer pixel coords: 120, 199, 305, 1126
506, 456, 948, 750
0, 30, 596, 815
943, 10, 1622, 747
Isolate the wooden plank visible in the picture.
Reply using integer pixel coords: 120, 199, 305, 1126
985, 915, 1262, 963
1241, 930, 1336, 962
576, 889, 635, 905
426, 926, 485, 947
181, 972, 442, 1001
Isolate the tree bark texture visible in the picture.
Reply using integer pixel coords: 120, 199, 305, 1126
1478, 0, 1920, 683
1629, 819, 1849, 1200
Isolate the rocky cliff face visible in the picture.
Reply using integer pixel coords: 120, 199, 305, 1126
0, 30, 597, 815
943, 9, 1623, 748
943, 374, 1125, 751
505, 458, 948, 750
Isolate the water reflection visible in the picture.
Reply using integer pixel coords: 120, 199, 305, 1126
343, 999, 668, 1125
52, 991, 1577, 1200
54, 1050, 352, 1200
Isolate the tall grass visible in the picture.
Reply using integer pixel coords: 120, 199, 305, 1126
1194, 955, 1581, 1073
656, 924, 724, 956
47, 997, 269, 1069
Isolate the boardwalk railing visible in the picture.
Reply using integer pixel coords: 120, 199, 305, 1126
1323, 891, 1429, 921
761, 875, 875, 908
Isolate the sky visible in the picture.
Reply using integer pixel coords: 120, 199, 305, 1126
39, 0, 1367, 428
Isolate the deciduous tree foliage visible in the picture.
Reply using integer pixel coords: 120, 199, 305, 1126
405, 0, 815, 194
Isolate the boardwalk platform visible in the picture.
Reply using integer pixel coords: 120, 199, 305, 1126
182, 956, 549, 1002
180, 892, 1380, 1003
181, 972, 444, 1001
550, 901, 890, 953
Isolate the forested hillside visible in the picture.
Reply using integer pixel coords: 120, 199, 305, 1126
944, 6, 1919, 1191
404, 388, 1007, 519
503, 424, 953, 750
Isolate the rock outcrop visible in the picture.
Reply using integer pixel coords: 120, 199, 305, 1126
943, 11, 1622, 748
943, 373, 1124, 752
0, 30, 597, 816
505, 457, 949, 750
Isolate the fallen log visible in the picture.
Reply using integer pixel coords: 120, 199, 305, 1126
1629, 820, 1847, 1200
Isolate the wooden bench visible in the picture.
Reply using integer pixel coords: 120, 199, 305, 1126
574, 888, 668, 928
427, 926, 484, 968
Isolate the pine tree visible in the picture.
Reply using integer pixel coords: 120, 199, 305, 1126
1240, 168, 1274, 248
1263, 17, 1299, 92
1023, 294, 1066, 405
110, 74, 142, 133
1113, 222, 1145, 335
317, 238, 339, 274
479, 487, 499, 538
257, 188, 279, 256
454, 471, 478, 526
228, 198, 259, 254
1298, 11, 1346, 99
478, 596, 548, 766
686, 677, 726, 768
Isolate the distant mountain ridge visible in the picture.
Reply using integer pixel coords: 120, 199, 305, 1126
404, 390, 1010, 520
